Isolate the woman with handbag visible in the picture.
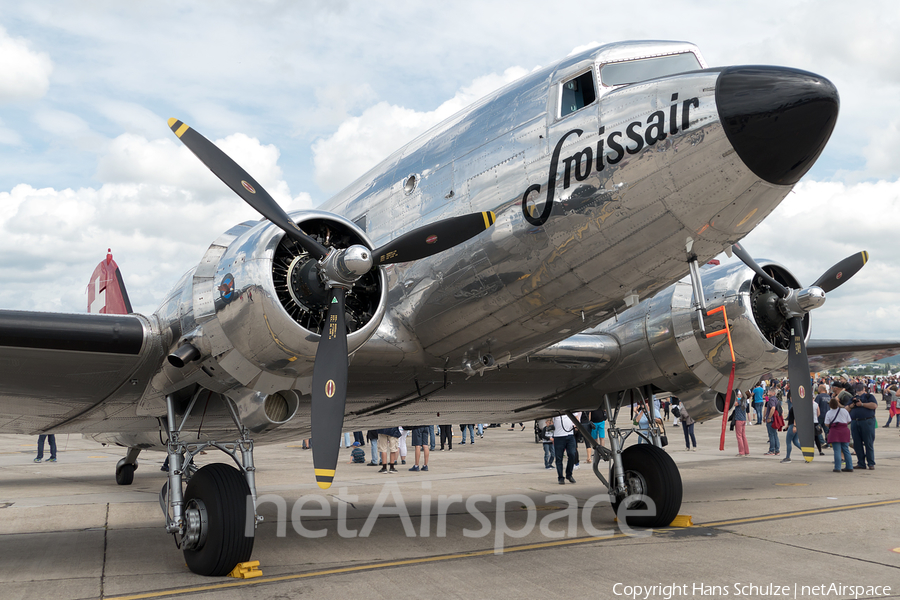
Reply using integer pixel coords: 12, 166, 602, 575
824, 397, 853, 472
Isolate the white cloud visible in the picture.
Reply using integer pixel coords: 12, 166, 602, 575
0, 179, 312, 315
95, 131, 306, 209
861, 119, 900, 180
0, 182, 238, 314
312, 66, 530, 193
0, 130, 313, 315
568, 41, 600, 56
0, 25, 53, 103
311, 101, 425, 193
737, 178, 900, 339
752, 1, 900, 87
712, 1, 900, 184
95, 133, 224, 189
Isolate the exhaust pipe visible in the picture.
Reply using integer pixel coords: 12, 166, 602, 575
167, 343, 201, 368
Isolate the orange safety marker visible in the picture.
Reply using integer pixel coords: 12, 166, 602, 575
704, 306, 736, 451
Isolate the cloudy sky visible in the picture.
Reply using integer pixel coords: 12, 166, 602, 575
0, 1, 898, 340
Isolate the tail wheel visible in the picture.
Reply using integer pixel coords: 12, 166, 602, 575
610, 444, 682, 527
182, 463, 254, 576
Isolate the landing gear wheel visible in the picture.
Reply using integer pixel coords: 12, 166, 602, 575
115, 463, 135, 486
182, 463, 254, 576
611, 444, 682, 527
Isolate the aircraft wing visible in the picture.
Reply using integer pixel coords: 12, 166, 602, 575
805, 339, 900, 373
0, 309, 164, 434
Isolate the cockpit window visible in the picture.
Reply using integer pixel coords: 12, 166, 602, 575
600, 53, 702, 87
559, 71, 596, 117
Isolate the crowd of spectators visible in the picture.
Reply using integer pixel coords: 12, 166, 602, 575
320, 373, 897, 479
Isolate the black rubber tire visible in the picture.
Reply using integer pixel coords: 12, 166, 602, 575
115, 463, 135, 486
610, 444, 682, 527
182, 463, 254, 576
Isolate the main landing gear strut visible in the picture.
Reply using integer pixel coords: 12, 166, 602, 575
160, 392, 259, 576
566, 385, 682, 528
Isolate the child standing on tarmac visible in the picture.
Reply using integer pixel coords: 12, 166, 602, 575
541, 419, 555, 469
350, 442, 366, 463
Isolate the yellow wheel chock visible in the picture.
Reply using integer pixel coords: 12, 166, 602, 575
227, 560, 262, 579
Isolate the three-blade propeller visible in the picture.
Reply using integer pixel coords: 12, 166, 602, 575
169, 119, 495, 488
731, 242, 868, 462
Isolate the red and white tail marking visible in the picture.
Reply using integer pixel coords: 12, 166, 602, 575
86, 249, 133, 314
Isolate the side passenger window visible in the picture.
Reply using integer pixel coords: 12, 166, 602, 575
560, 71, 596, 117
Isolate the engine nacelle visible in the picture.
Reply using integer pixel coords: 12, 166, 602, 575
226, 388, 302, 434
589, 260, 806, 420
677, 388, 726, 423
153, 211, 387, 397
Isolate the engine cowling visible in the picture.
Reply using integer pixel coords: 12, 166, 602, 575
226, 388, 302, 434
588, 260, 805, 421
156, 210, 387, 397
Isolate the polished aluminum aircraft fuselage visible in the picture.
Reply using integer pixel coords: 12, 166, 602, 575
0, 40, 838, 447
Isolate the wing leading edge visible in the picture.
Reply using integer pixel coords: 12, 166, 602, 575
805, 339, 900, 373
0, 310, 163, 434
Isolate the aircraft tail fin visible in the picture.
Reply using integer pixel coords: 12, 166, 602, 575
87, 249, 133, 314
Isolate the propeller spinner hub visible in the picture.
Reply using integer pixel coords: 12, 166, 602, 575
795, 286, 826, 312
319, 244, 373, 289
783, 286, 826, 317
338, 245, 373, 278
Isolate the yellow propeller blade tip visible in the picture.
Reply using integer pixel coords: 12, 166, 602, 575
315, 468, 335, 489
168, 119, 190, 138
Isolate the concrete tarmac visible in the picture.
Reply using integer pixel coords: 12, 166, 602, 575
2, 414, 899, 600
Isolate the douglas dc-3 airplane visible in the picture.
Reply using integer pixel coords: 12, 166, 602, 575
1, 40, 893, 576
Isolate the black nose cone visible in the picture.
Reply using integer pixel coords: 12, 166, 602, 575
716, 66, 839, 186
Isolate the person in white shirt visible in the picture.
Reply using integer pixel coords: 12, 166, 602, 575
552, 412, 581, 485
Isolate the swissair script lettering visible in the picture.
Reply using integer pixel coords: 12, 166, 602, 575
522, 93, 700, 226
